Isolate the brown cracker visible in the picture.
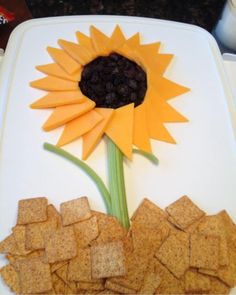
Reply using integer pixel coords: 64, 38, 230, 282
17, 197, 48, 225
209, 277, 230, 294
131, 198, 167, 227
155, 232, 190, 278
217, 241, 236, 287
105, 280, 135, 294
184, 269, 211, 293
60, 197, 92, 226
166, 195, 205, 230
0, 264, 20, 294
25, 205, 58, 250
196, 214, 229, 266
190, 233, 219, 270
55, 263, 69, 284
51, 261, 68, 273
198, 268, 218, 277
92, 212, 127, 245
154, 258, 185, 294
68, 248, 91, 281
12, 225, 31, 255
139, 269, 161, 294
218, 210, 236, 245
77, 281, 105, 291
53, 275, 66, 294
44, 227, 77, 263
74, 216, 99, 248
0, 234, 20, 255
18, 257, 52, 294
91, 241, 126, 279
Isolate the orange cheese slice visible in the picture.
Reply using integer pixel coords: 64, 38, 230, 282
47, 47, 80, 74
107, 25, 126, 51
36, 63, 81, 82
105, 103, 134, 159
30, 91, 86, 109
133, 103, 152, 153
30, 76, 78, 91
58, 39, 94, 65
82, 108, 114, 160
43, 99, 95, 131
76, 31, 97, 55
90, 25, 110, 56
57, 109, 103, 147
148, 74, 190, 101
126, 33, 140, 48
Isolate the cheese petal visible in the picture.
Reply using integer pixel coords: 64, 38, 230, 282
107, 25, 126, 51
82, 108, 114, 160
105, 103, 134, 159
43, 99, 95, 131
30, 76, 78, 91
57, 110, 103, 146
90, 25, 110, 55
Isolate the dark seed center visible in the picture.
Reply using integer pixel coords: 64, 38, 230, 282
79, 53, 147, 109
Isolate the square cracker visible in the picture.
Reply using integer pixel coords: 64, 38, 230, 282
131, 198, 167, 227
190, 233, 219, 270
60, 197, 92, 226
44, 227, 77, 263
184, 269, 211, 293
0, 234, 20, 255
68, 248, 91, 281
17, 197, 48, 225
155, 232, 190, 278
91, 241, 126, 279
25, 205, 59, 250
74, 216, 99, 248
196, 214, 229, 266
209, 277, 230, 294
166, 195, 205, 230
0, 264, 21, 294
18, 257, 52, 294
105, 280, 135, 294
12, 225, 31, 255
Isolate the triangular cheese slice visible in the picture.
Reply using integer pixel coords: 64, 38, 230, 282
107, 25, 126, 51
36, 63, 81, 82
105, 103, 134, 159
126, 33, 140, 48
30, 91, 86, 109
47, 47, 80, 74
90, 25, 110, 55
82, 108, 114, 160
30, 76, 78, 91
43, 99, 95, 131
57, 110, 103, 146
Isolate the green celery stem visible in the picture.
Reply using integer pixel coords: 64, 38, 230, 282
107, 138, 130, 228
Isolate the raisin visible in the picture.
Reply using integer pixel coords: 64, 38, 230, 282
79, 53, 147, 109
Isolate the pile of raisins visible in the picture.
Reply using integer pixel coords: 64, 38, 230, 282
79, 53, 147, 109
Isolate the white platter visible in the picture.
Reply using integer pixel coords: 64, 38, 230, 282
0, 15, 236, 294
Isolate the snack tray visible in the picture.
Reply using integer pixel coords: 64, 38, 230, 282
0, 15, 235, 294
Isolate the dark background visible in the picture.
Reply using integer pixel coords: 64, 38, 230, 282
0, 0, 227, 49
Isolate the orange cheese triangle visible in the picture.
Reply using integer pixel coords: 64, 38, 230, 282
90, 25, 110, 55
82, 108, 114, 160
47, 47, 80, 74
58, 39, 94, 65
30, 91, 86, 109
76, 31, 96, 55
107, 25, 126, 51
57, 109, 103, 147
43, 99, 95, 131
36, 63, 82, 82
133, 103, 152, 153
126, 33, 140, 48
30, 76, 78, 91
159, 100, 188, 123
156, 53, 174, 74
149, 74, 190, 101
105, 103, 134, 159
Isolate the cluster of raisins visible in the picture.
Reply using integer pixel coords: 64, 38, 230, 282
79, 53, 147, 109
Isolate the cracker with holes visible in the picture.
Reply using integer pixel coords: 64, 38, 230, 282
17, 197, 48, 224
18, 257, 52, 294
91, 241, 126, 279
44, 226, 77, 263
166, 195, 205, 230
60, 197, 92, 226
190, 233, 219, 270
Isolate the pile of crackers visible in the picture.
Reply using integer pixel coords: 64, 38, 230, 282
0, 195, 236, 294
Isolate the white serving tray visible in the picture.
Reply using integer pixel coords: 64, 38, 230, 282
0, 15, 236, 294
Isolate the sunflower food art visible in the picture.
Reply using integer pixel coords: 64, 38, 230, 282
30, 25, 189, 228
